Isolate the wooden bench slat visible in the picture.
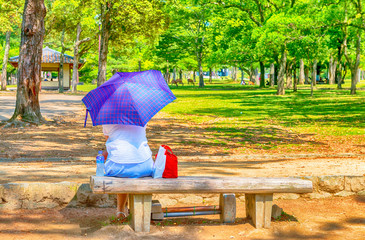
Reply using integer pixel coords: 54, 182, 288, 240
90, 176, 313, 194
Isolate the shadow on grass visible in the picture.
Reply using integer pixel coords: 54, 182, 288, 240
148, 122, 322, 156
179, 89, 365, 128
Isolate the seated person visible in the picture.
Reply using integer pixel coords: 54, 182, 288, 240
102, 124, 154, 219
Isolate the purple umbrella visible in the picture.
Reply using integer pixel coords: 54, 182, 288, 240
82, 70, 176, 127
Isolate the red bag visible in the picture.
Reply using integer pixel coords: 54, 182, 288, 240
161, 145, 178, 178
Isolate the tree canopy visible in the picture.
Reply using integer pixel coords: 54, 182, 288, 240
1, 0, 365, 95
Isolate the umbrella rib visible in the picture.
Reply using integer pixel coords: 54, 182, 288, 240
82, 70, 176, 127
125, 87, 144, 126
90, 85, 116, 125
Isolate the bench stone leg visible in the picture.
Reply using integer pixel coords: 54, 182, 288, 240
151, 200, 164, 221
245, 194, 273, 229
219, 193, 236, 223
129, 194, 152, 232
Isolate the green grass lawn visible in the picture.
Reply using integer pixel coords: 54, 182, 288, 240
164, 84, 364, 132
7, 80, 365, 153
76, 84, 97, 92
75, 81, 365, 139
160, 81, 365, 153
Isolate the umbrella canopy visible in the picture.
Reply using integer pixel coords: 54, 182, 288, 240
82, 70, 176, 127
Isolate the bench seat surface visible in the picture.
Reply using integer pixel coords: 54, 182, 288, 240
91, 176, 313, 194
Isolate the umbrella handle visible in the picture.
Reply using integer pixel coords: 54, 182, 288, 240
84, 109, 89, 127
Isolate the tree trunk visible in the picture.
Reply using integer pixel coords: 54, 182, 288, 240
165, 60, 169, 83
166, 72, 170, 83
193, 70, 196, 82
11, 73, 16, 84
350, 67, 359, 95
299, 59, 305, 84
259, 61, 265, 88
11, 0, 46, 123
350, 32, 361, 95
72, 23, 81, 93
304, 67, 309, 84
97, 3, 112, 87
336, 63, 342, 89
138, 60, 141, 71
274, 64, 278, 85
277, 48, 287, 95
329, 55, 336, 84
1, 31, 11, 91
235, 67, 238, 81
173, 67, 176, 81
358, 69, 361, 82
209, 67, 212, 83
249, 66, 255, 83
241, 68, 244, 84
359, 70, 362, 81
342, 65, 347, 83
336, 37, 345, 89
286, 62, 293, 89
270, 63, 275, 87
293, 62, 297, 92
71, 25, 90, 93
197, 52, 204, 87
332, 59, 337, 85
199, 65, 204, 87
232, 66, 238, 81
311, 60, 317, 96
312, 60, 317, 87
58, 28, 65, 93
179, 69, 182, 81
254, 67, 259, 85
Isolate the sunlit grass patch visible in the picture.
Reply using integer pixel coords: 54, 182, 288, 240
159, 84, 364, 153
63, 81, 364, 152
76, 84, 97, 92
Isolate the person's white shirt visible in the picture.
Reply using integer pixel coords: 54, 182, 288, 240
103, 124, 152, 164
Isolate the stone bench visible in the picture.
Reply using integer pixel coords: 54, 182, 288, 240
90, 176, 313, 232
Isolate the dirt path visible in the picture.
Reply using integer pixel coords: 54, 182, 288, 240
0, 155, 364, 184
1, 92, 364, 184
1, 91, 364, 160
0, 92, 84, 121
1, 197, 364, 240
